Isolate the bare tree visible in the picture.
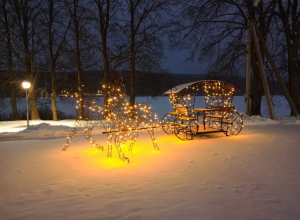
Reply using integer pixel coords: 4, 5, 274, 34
247, 0, 276, 115
123, 0, 171, 106
64, 0, 94, 119
277, 0, 300, 113
41, 0, 70, 120
8, 0, 44, 120
0, 0, 19, 120
171, 0, 276, 116
91, 0, 126, 109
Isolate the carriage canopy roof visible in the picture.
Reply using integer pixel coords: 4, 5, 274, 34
163, 80, 240, 95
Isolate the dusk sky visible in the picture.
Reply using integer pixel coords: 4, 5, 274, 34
162, 49, 206, 75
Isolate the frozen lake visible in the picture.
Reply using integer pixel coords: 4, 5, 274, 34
0, 95, 293, 120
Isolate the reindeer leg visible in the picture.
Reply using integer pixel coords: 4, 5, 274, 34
114, 133, 129, 163
84, 121, 103, 151
128, 129, 138, 152
62, 120, 83, 151
148, 128, 159, 151
107, 133, 113, 159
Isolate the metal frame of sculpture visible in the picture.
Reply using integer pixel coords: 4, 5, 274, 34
63, 72, 159, 162
162, 80, 243, 140
62, 88, 105, 152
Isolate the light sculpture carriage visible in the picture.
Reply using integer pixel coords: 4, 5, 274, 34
63, 75, 243, 162
161, 80, 243, 140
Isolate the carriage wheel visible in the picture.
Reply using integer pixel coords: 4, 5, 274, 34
161, 113, 177, 135
222, 111, 243, 136
174, 117, 198, 140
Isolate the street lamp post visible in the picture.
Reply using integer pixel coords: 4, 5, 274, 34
22, 81, 31, 127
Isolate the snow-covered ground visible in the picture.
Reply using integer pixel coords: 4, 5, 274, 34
1, 96, 300, 220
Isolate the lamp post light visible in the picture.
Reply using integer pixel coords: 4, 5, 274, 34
22, 81, 31, 127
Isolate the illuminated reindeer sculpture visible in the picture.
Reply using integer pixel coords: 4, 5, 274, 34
100, 73, 159, 162
62, 102, 104, 152
62, 83, 104, 152
63, 72, 159, 162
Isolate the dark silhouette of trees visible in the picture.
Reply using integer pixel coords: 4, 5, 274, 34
0, 0, 19, 120
8, 0, 43, 120
41, 0, 70, 121
1, 0, 299, 120
123, 0, 171, 106
247, 0, 276, 115
277, 0, 300, 113
64, 0, 96, 119
91, 0, 125, 109
171, 0, 277, 116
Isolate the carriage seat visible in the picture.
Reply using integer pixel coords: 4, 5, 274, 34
204, 106, 235, 118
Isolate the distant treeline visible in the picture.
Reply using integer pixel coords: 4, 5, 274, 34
0, 69, 289, 98
31, 70, 286, 97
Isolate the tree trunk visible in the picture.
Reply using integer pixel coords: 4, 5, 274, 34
97, 0, 111, 109
28, 85, 40, 120
245, 23, 251, 116
8, 45, 19, 120
251, 22, 275, 119
246, 0, 274, 116
28, 73, 40, 120
74, 18, 84, 120
287, 42, 300, 113
3, 1, 19, 120
102, 40, 110, 109
288, 56, 300, 112
277, 0, 300, 114
129, 56, 136, 106
51, 64, 58, 121
250, 40, 263, 115
26, 50, 40, 120
255, 23, 299, 116
129, 2, 136, 107
10, 82, 19, 120
245, 0, 263, 115
77, 69, 84, 119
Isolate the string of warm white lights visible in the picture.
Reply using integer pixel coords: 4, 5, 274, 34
101, 73, 159, 162
162, 80, 243, 139
63, 72, 160, 162
63, 78, 243, 162
62, 91, 104, 152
